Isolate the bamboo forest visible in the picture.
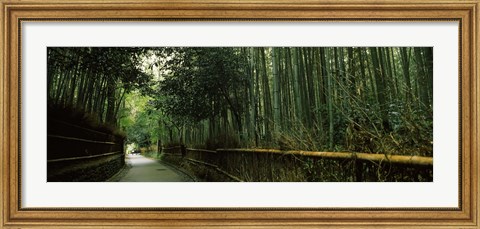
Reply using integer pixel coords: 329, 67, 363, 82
47, 47, 433, 182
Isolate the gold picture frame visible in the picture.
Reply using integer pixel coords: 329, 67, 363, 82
1, 0, 478, 227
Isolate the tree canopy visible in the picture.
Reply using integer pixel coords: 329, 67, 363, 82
47, 46, 433, 157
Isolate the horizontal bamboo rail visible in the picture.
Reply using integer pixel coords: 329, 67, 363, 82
50, 118, 114, 137
47, 151, 123, 163
162, 146, 433, 181
186, 158, 243, 182
162, 152, 183, 157
162, 146, 182, 150
47, 119, 125, 181
217, 148, 433, 166
48, 134, 117, 145
186, 148, 216, 154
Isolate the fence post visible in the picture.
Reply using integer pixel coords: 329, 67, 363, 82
351, 153, 363, 182
352, 153, 363, 182
181, 145, 186, 158
157, 140, 161, 156
120, 137, 125, 166
354, 159, 363, 182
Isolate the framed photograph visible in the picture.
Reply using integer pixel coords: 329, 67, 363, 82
1, 0, 478, 227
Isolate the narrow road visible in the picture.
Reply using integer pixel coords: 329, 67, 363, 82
111, 154, 193, 182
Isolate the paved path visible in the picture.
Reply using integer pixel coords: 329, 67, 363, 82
112, 154, 193, 182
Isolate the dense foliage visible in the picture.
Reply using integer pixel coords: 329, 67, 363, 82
48, 47, 433, 157
152, 47, 433, 157
47, 47, 151, 126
